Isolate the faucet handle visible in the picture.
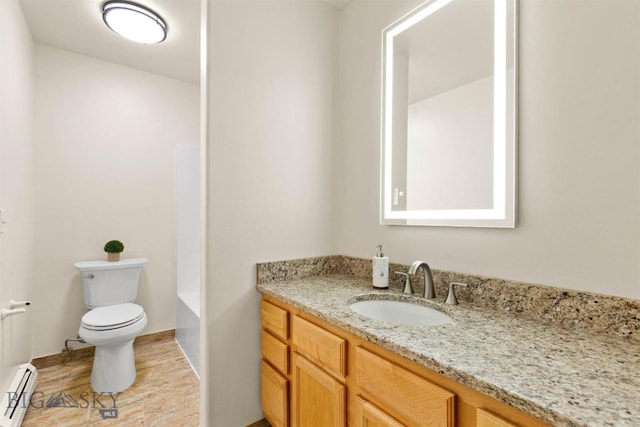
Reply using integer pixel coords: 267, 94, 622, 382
444, 282, 468, 305
394, 271, 413, 294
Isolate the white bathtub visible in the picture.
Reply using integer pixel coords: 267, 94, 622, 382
176, 292, 200, 378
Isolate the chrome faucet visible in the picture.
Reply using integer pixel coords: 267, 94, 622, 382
407, 261, 435, 299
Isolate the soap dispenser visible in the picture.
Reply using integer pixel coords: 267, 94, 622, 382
372, 245, 389, 289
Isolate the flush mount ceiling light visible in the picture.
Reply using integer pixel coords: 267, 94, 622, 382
102, 1, 167, 44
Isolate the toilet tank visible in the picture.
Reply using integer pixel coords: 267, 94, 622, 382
74, 257, 148, 309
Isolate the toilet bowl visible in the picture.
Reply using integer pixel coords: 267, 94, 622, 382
74, 257, 148, 393
79, 303, 148, 393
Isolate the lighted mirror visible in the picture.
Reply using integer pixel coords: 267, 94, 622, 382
381, 0, 517, 227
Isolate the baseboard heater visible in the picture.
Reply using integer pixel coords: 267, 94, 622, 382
0, 363, 38, 427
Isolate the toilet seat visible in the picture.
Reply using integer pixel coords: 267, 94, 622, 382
81, 303, 145, 331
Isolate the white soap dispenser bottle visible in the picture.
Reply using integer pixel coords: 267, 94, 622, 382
372, 245, 389, 289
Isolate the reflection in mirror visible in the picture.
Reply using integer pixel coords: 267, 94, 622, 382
381, 0, 517, 227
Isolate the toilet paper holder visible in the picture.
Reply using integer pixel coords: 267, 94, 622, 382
2, 300, 31, 320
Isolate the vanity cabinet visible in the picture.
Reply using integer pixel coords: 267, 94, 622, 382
291, 315, 347, 426
260, 301, 290, 427
260, 295, 551, 427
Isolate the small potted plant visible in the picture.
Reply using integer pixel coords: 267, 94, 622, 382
104, 240, 124, 262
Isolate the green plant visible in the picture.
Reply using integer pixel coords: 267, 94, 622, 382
103, 240, 124, 254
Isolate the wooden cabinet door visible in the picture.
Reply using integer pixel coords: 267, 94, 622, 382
291, 353, 346, 427
262, 361, 289, 427
353, 396, 405, 427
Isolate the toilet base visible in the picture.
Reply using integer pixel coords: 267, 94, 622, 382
91, 339, 136, 393
79, 311, 147, 393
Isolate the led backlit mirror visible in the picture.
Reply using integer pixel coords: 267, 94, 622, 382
381, 0, 517, 227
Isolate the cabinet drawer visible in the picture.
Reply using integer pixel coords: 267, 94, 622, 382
262, 360, 289, 427
354, 346, 454, 427
477, 408, 519, 427
262, 330, 289, 375
292, 315, 346, 378
262, 300, 289, 341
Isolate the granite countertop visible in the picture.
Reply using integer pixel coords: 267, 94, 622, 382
257, 274, 640, 427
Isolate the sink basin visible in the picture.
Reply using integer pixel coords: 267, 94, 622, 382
348, 299, 453, 327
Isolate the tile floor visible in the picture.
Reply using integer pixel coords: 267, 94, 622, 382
22, 336, 199, 426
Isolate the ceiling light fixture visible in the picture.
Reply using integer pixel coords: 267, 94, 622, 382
102, 1, 167, 44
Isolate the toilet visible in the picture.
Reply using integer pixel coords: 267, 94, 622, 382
75, 257, 148, 393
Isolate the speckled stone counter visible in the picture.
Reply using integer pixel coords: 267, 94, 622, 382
256, 262, 640, 427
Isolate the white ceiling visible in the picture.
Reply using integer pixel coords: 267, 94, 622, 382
18, 0, 352, 86
19, 0, 201, 84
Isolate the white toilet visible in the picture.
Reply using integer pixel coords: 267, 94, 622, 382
75, 257, 148, 393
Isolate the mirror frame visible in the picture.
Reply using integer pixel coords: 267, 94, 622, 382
380, 0, 517, 228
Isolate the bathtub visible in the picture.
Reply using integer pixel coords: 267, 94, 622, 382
176, 292, 200, 378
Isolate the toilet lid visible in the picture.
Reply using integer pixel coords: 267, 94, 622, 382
82, 303, 145, 331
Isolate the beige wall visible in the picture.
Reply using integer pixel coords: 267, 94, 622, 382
32, 45, 200, 357
0, 0, 35, 391
204, 1, 338, 424
337, 0, 640, 299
